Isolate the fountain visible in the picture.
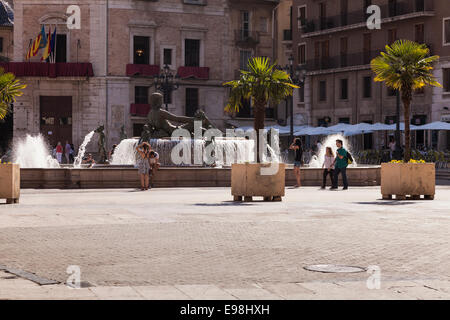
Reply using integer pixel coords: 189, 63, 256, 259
13, 134, 60, 168
73, 131, 95, 168
308, 134, 357, 168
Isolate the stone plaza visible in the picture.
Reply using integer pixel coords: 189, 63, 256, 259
1, 186, 450, 300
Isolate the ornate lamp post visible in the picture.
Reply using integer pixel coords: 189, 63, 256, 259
154, 64, 180, 111
281, 54, 306, 144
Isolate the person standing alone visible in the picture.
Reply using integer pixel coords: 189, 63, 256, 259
289, 138, 303, 188
321, 147, 335, 189
55, 142, 63, 164
65, 141, 71, 164
331, 139, 348, 190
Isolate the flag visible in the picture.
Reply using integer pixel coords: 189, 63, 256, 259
41, 27, 52, 61
38, 25, 47, 49
31, 34, 42, 57
50, 27, 57, 62
26, 39, 32, 60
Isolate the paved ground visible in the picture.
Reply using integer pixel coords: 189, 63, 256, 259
1, 186, 450, 299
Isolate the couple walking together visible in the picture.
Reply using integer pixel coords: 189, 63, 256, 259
136, 142, 160, 191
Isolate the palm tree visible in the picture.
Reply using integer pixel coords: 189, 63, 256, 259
0, 67, 26, 121
224, 57, 298, 162
371, 40, 441, 162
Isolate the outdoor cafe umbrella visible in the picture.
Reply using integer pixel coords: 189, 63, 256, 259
413, 121, 450, 131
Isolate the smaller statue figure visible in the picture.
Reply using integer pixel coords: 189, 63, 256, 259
95, 125, 107, 163
120, 125, 127, 141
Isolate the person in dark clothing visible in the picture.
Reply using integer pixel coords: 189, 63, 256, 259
289, 138, 303, 188
331, 139, 349, 190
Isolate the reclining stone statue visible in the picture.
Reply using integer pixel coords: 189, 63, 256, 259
143, 92, 220, 140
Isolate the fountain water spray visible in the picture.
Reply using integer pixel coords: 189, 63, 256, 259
73, 131, 95, 168
308, 134, 357, 168
13, 134, 60, 168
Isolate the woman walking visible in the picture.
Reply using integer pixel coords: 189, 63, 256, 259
321, 147, 335, 189
136, 142, 152, 191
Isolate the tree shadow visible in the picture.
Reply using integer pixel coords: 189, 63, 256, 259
193, 201, 254, 207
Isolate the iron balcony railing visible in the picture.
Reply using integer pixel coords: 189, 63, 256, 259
302, 0, 433, 34
304, 50, 381, 71
235, 29, 260, 45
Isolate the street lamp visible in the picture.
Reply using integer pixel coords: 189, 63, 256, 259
281, 54, 306, 144
154, 64, 180, 111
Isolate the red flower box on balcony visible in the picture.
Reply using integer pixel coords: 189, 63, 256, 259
177, 66, 209, 80
0, 62, 94, 78
130, 103, 151, 117
126, 64, 160, 77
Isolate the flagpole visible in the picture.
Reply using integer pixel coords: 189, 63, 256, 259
52, 25, 58, 64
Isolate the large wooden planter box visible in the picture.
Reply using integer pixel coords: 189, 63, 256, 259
0, 164, 20, 204
381, 163, 435, 200
231, 163, 285, 201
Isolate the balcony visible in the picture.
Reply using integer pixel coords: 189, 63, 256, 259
235, 29, 260, 47
177, 66, 209, 80
302, 0, 434, 37
130, 103, 151, 117
126, 64, 160, 77
0, 62, 94, 78
305, 50, 381, 72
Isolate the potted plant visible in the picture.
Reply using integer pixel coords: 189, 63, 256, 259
0, 67, 26, 204
371, 40, 441, 200
224, 57, 298, 201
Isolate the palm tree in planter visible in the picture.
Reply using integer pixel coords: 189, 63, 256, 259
0, 67, 26, 121
371, 40, 441, 200
371, 40, 441, 162
224, 56, 298, 162
224, 57, 298, 202
0, 68, 26, 205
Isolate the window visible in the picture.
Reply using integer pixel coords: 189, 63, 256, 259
415, 24, 424, 43
133, 124, 145, 137
237, 98, 252, 118
240, 50, 252, 70
363, 76, 372, 98
241, 11, 250, 37
340, 0, 348, 26
444, 18, 450, 45
298, 86, 305, 103
0, 37, 3, 53
319, 2, 327, 30
364, 0, 372, 19
363, 33, 371, 64
163, 48, 172, 66
340, 37, 348, 67
55, 34, 67, 63
319, 80, 326, 102
183, 0, 206, 5
135, 87, 149, 104
186, 88, 199, 117
134, 36, 150, 65
388, 0, 398, 17
339, 117, 350, 124
443, 68, 450, 92
340, 79, 348, 100
298, 5, 306, 29
387, 87, 397, 97
260, 17, 268, 33
388, 29, 397, 44
185, 39, 200, 67
297, 44, 306, 65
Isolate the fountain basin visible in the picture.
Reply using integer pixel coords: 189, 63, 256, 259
20, 166, 381, 189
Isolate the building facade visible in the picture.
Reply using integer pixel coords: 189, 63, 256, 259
292, 0, 450, 150
3, 0, 281, 154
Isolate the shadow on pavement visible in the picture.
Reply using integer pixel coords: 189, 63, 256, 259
355, 201, 415, 205
193, 201, 254, 206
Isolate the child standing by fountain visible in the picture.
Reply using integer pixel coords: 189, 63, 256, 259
321, 147, 335, 189
289, 138, 303, 188
136, 142, 152, 191
55, 142, 63, 164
